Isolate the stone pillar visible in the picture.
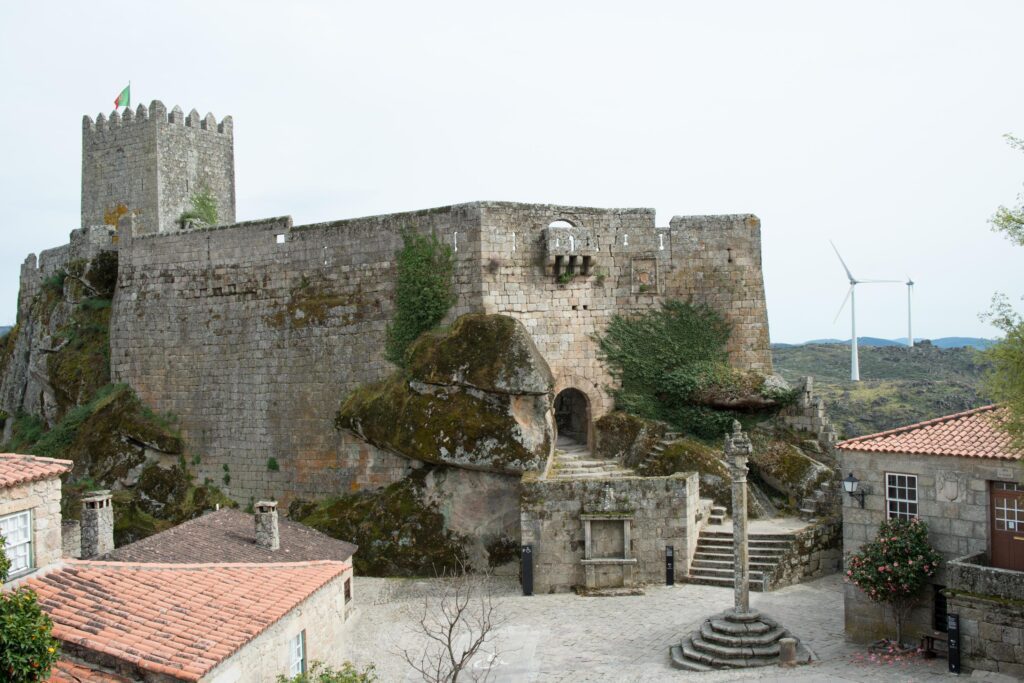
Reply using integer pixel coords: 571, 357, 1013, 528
80, 490, 114, 559
255, 500, 280, 550
725, 421, 753, 614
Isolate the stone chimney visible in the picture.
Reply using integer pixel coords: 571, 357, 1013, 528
80, 490, 114, 558
255, 500, 280, 550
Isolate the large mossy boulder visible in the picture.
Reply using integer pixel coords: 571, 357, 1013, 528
337, 314, 554, 474
639, 437, 754, 516
594, 411, 666, 468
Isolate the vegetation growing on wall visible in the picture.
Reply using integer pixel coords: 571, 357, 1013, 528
178, 187, 219, 228
598, 300, 792, 440
288, 470, 469, 576
0, 252, 233, 545
385, 230, 455, 366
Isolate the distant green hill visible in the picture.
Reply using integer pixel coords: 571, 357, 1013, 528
772, 343, 992, 439
779, 336, 995, 350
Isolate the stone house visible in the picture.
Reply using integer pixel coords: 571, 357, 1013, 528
837, 405, 1024, 676
0, 453, 72, 582
26, 559, 354, 682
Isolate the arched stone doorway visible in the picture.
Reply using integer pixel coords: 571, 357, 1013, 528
554, 388, 591, 447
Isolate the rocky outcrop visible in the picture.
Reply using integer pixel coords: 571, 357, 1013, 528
337, 314, 555, 474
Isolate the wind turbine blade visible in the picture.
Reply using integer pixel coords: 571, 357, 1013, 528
830, 241, 855, 282
833, 285, 853, 324
858, 279, 903, 284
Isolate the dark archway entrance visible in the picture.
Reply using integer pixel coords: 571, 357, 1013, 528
554, 388, 590, 447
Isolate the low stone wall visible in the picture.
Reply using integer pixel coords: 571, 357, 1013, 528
520, 473, 698, 593
947, 591, 1024, 678
945, 552, 1024, 677
762, 518, 842, 591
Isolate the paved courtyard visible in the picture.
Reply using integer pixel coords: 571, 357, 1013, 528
347, 574, 956, 682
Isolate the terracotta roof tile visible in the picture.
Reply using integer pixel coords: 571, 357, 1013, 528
0, 453, 73, 489
102, 508, 357, 563
24, 560, 349, 682
836, 405, 1022, 460
49, 658, 131, 682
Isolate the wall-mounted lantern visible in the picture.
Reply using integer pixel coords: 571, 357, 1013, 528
843, 472, 866, 508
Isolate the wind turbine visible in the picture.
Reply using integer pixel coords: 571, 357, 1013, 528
906, 277, 914, 348
831, 242, 901, 381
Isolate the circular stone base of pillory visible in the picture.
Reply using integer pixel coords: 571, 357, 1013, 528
669, 608, 812, 672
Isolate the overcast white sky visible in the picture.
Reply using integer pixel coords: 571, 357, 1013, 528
1, 1, 1021, 343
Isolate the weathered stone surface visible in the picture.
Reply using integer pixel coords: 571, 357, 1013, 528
594, 411, 666, 467
338, 314, 554, 474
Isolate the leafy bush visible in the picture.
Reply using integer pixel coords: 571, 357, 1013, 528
0, 536, 61, 683
277, 661, 377, 683
845, 517, 943, 645
41, 270, 67, 294
178, 187, 219, 228
385, 230, 455, 366
597, 300, 743, 439
267, 457, 280, 471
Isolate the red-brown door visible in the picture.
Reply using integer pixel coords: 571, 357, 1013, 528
991, 481, 1024, 571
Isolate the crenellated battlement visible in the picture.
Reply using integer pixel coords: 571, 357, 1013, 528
82, 100, 232, 136
81, 98, 236, 235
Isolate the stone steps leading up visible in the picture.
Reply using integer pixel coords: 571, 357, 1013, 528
685, 529, 798, 592
547, 442, 635, 481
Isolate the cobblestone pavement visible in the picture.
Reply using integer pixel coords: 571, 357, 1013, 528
346, 574, 954, 682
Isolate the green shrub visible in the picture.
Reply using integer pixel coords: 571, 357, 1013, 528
0, 536, 61, 683
845, 517, 943, 645
267, 457, 280, 472
277, 661, 377, 683
384, 230, 455, 366
41, 270, 67, 294
178, 187, 219, 228
598, 300, 743, 438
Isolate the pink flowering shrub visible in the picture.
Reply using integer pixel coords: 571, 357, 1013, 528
845, 518, 943, 646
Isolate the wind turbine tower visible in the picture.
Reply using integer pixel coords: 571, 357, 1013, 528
831, 242, 901, 381
906, 278, 914, 348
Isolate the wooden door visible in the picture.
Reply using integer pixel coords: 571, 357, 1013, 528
991, 481, 1024, 571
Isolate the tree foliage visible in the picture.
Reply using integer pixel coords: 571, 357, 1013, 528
991, 134, 1024, 247
276, 661, 378, 683
845, 518, 942, 645
597, 300, 782, 439
385, 230, 455, 366
0, 536, 61, 683
984, 132, 1024, 446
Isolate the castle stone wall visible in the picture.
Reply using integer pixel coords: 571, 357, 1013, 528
110, 207, 484, 503
82, 101, 234, 235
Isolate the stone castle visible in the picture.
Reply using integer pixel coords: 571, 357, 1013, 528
4, 101, 772, 507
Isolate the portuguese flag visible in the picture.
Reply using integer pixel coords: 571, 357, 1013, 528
114, 84, 130, 109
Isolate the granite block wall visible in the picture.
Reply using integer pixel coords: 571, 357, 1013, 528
519, 472, 698, 593
0, 475, 64, 579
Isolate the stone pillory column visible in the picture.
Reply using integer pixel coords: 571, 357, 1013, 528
725, 420, 753, 613
255, 500, 280, 550
80, 490, 114, 559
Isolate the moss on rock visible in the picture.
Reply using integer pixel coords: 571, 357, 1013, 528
594, 411, 666, 468
289, 471, 469, 576
639, 437, 754, 516
338, 314, 553, 474
407, 314, 553, 395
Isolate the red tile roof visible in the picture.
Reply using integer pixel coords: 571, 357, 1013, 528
836, 405, 1022, 460
49, 658, 131, 682
26, 560, 349, 682
0, 453, 73, 489
103, 508, 357, 564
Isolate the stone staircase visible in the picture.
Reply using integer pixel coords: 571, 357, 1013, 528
670, 608, 812, 671
638, 431, 680, 471
548, 439, 634, 480
798, 479, 838, 520
685, 529, 797, 591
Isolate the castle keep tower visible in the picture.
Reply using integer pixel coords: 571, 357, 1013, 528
81, 100, 235, 235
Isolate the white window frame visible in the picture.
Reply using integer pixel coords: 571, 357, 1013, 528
0, 509, 34, 579
288, 630, 306, 676
886, 472, 919, 520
